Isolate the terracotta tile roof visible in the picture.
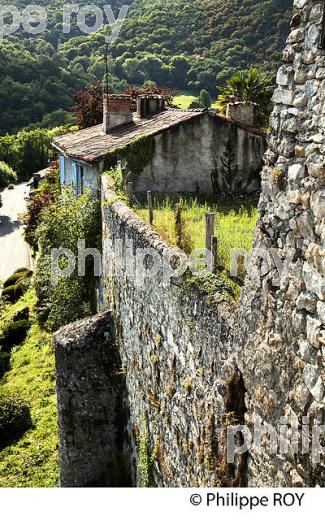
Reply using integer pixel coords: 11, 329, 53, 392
52, 108, 207, 163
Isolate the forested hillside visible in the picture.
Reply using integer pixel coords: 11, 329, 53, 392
0, 0, 292, 134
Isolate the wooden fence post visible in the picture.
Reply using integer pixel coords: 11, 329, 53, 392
205, 213, 216, 269
127, 182, 134, 206
147, 191, 153, 224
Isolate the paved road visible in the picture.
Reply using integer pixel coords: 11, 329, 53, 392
0, 183, 33, 283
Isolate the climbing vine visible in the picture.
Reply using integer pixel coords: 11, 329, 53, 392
103, 135, 155, 176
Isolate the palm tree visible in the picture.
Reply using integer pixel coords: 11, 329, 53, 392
217, 68, 274, 128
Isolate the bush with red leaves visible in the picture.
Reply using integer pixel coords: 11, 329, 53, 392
23, 164, 59, 252
71, 82, 109, 129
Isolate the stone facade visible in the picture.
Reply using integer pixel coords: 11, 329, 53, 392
55, 0, 325, 488
226, 102, 258, 128
132, 113, 265, 195
100, 177, 244, 487
55, 312, 128, 487
239, 0, 325, 487
54, 110, 266, 197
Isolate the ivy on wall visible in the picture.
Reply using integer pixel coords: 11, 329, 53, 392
103, 135, 155, 176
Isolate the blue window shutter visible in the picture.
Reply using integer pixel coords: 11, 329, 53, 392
76, 165, 81, 195
59, 155, 65, 184
72, 162, 77, 187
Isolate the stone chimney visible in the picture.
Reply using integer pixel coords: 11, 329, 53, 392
103, 95, 135, 133
137, 95, 165, 118
226, 101, 258, 128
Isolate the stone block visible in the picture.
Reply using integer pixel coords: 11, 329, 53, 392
55, 312, 128, 487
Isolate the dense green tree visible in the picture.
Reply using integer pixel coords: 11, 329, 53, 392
0, 126, 74, 180
34, 188, 101, 331
0, 161, 17, 190
199, 90, 212, 109
0, 0, 292, 135
217, 68, 274, 126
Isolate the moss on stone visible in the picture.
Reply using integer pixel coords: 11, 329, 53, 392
184, 271, 240, 302
104, 196, 128, 207
183, 377, 192, 394
138, 415, 155, 487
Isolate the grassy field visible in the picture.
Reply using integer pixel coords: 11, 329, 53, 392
0, 290, 59, 487
173, 91, 221, 110
173, 92, 197, 109
135, 196, 258, 277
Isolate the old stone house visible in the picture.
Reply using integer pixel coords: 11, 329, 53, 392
54, 0, 325, 489
52, 94, 266, 196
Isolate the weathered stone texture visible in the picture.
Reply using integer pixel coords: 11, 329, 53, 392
134, 113, 266, 195
55, 0, 325, 488
54, 109, 266, 196
101, 177, 244, 487
55, 312, 127, 487
240, 0, 325, 487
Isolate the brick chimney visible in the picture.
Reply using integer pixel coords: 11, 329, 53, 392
103, 95, 135, 133
137, 95, 165, 119
226, 101, 258, 128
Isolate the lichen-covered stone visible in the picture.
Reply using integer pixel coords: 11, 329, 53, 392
55, 312, 128, 487
55, 0, 325, 489
240, 0, 325, 487
100, 177, 244, 487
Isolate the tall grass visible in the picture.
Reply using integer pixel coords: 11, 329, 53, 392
0, 290, 59, 487
135, 195, 258, 275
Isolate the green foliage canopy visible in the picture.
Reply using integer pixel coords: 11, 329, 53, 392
0, 0, 292, 135
0, 161, 17, 190
34, 188, 101, 331
217, 68, 274, 126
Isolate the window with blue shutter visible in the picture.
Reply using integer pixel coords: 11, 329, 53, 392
76, 165, 84, 196
59, 155, 65, 184
72, 162, 77, 187
71, 162, 84, 195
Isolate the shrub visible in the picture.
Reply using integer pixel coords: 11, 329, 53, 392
0, 352, 11, 378
23, 167, 59, 251
46, 278, 91, 332
3, 269, 32, 289
23, 166, 59, 251
0, 319, 31, 352
0, 161, 17, 190
1, 280, 31, 304
14, 277, 32, 300
12, 307, 30, 322
0, 392, 32, 450
1, 285, 15, 303
199, 89, 212, 108
1, 269, 32, 303
14, 267, 32, 274
35, 188, 100, 331
188, 100, 204, 109
33, 254, 53, 326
